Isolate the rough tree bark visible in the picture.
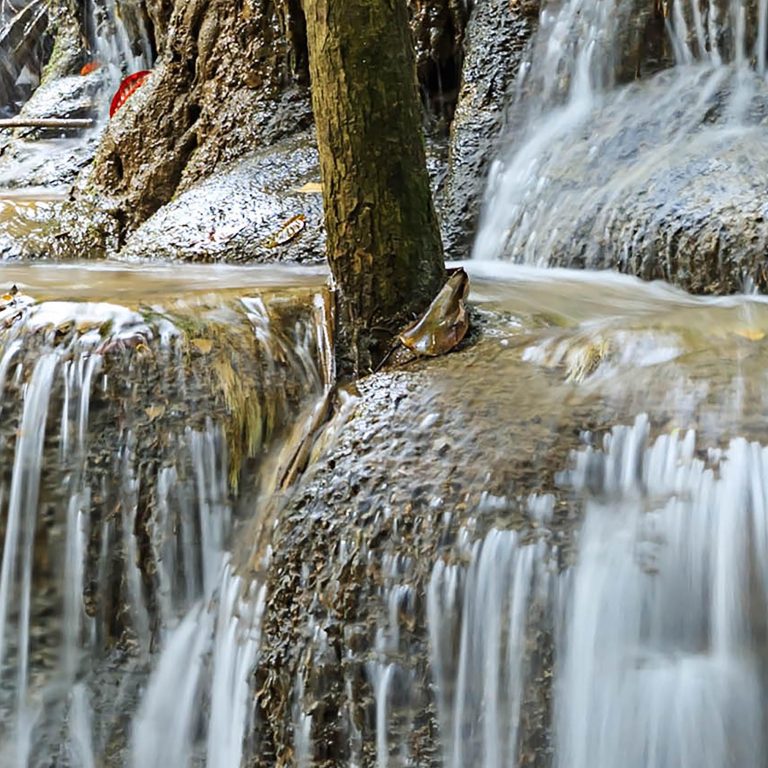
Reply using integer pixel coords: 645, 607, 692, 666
302, 0, 446, 377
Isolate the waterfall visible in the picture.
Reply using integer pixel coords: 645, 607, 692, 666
0, 285, 330, 766
0, 353, 58, 767
473, 0, 768, 267
83, 0, 152, 89
427, 414, 768, 767
428, 529, 552, 768
556, 417, 766, 768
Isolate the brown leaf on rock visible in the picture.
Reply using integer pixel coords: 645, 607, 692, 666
265, 214, 306, 248
295, 182, 323, 194
191, 338, 214, 354
144, 405, 166, 421
398, 267, 470, 357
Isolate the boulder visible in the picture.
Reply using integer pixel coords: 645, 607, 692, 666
117, 133, 324, 264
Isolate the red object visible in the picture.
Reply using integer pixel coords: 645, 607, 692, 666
109, 71, 151, 118
80, 60, 101, 76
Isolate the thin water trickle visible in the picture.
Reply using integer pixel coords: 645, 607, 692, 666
428, 505, 554, 768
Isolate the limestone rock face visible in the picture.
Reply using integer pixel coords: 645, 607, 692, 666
249, 310, 622, 768
117, 133, 324, 264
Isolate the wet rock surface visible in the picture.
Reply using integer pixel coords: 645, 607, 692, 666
248, 313, 635, 768
118, 133, 324, 264
114, 133, 454, 265
50, 0, 315, 259
595, 134, 768, 294
0, 0, 53, 118
42, 0, 477, 261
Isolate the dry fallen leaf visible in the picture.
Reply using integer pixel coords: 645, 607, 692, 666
295, 182, 323, 194
733, 327, 766, 342
191, 338, 214, 354
265, 214, 307, 248
144, 405, 165, 421
398, 268, 470, 356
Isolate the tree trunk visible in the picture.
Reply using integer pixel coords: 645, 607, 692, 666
302, 0, 446, 378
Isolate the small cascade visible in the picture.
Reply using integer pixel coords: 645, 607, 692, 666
83, 0, 153, 90
427, 501, 555, 768
130, 562, 265, 768
284, 542, 434, 768
474, 0, 768, 269
0, 281, 331, 766
556, 416, 767, 768
366, 555, 419, 768
426, 412, 768, 767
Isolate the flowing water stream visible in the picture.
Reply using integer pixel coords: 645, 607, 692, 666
474, 0, 768, 278
0, 259, 767, 766
3, 0, 768, 765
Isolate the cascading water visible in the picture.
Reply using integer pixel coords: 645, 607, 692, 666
555, 416, 766, 768
427, 414, 768, 768
83, 0, 152, 90
5, 1, 768, 766
473, 0, 768, 277
438, 22, 768, 764
427, 515, 553, 768
451, 3, 768, 760
0, 270, 332, 766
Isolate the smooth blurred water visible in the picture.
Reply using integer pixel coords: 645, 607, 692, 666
474, 0, 768, 266
556, 418, 767, 768
0, 267, 331, 766
428, 413, 768, 768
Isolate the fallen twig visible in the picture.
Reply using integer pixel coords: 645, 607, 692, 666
0, 118, 94, 130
